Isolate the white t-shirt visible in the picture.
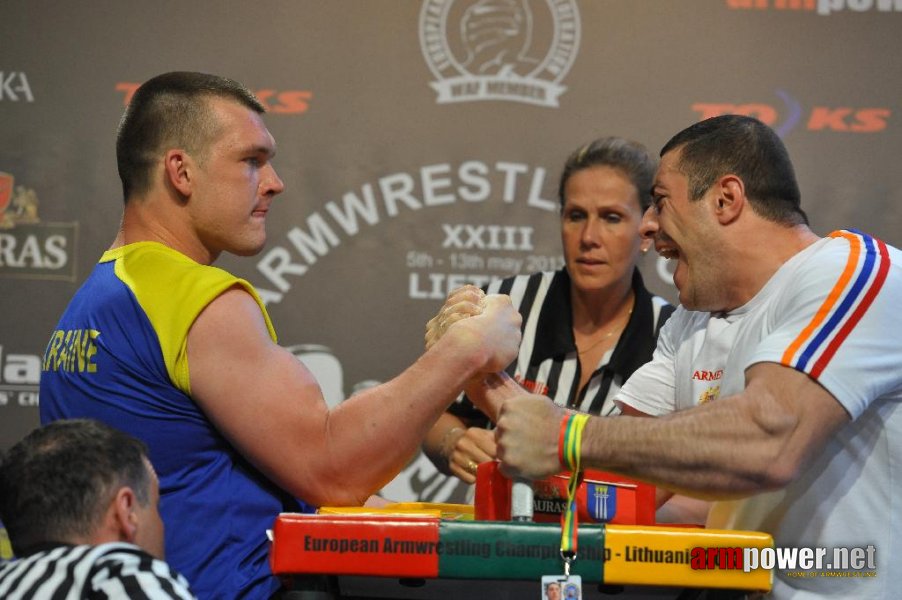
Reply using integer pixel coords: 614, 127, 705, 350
618, 231, 902, 599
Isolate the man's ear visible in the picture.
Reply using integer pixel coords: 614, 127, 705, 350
712, 174, 745, 225
164, 149, 193, 198
111, 487, 139, 543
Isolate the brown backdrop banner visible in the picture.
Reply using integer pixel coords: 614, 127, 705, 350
2, 0, 900, 502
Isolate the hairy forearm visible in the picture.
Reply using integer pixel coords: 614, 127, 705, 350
581, 394, 801, 498
568, 363, 851, 501
495, 380, 823, 499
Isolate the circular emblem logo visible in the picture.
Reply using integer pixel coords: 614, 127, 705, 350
420, 0, 581, 107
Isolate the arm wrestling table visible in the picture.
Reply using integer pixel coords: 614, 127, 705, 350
269, 464, 772, 599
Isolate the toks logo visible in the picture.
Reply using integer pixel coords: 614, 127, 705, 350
115, 83, 312, 114
692, 90, 891, 135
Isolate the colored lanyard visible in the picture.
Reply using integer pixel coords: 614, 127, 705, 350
558, 413, 589, 573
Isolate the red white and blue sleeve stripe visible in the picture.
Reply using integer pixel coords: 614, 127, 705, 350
780, 229, 891, 379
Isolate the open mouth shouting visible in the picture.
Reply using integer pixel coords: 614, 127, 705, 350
655, 237, 680, 261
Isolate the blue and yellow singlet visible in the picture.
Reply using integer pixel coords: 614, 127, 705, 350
40, 241, 307, 600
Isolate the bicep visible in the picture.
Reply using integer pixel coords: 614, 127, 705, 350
186, 288, 329, 490
742, 362, 850, 482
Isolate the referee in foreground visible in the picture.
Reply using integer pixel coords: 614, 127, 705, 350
0, 419, 195, 599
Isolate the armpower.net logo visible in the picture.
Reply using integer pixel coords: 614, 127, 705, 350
691, 545, 878, 578
726, 0, 902, 16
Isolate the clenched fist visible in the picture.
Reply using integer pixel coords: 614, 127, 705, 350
495, 393, 569, 480
424, 285, 522, 381
425, 285, 485, 351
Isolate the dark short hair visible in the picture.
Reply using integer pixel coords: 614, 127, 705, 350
558, 137, 657, 212
116, 71, 264, 200
0, 419, 152, 555
660, 114, 808, 226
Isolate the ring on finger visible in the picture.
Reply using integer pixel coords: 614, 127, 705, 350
466, 460, 478, 474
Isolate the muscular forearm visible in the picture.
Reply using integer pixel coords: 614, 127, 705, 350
192, 287, 519, 508
308, 329, 498, 504
496, 364, 850, 500
580, 399, 788, 497
581, 386, 838, 498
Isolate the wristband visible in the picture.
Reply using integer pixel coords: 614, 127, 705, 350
558, 413, 589, 472
557, 414, 570, 470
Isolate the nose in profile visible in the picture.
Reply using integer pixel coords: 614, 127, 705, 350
265, 165, 285, 196
639, 205, 659, 242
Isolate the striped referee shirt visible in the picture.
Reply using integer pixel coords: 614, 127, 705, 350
450, 269, 674, 423
0, 542, 195, 599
